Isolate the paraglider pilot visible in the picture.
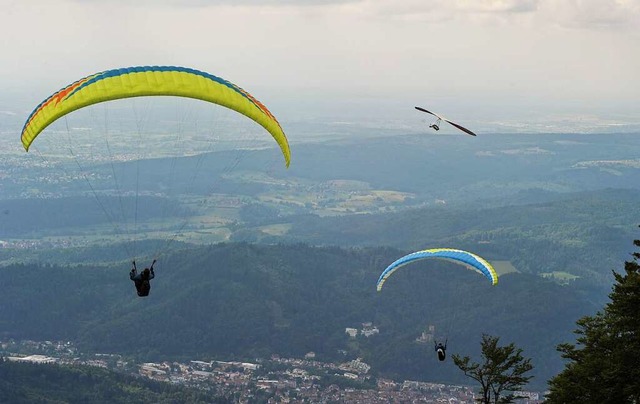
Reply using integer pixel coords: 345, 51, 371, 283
130, 259, 156, 297
435, 340, 447, 361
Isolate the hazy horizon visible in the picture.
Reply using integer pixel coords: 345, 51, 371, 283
1, 0, 639, 138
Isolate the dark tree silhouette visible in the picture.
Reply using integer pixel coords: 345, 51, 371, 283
452, 334, 533, 403
547, 237, 640, 403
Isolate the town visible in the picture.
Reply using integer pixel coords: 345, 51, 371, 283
1, 338, 543, 403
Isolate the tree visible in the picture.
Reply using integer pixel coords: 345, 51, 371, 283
452, 334, 533, 404
547, 238, 640, 403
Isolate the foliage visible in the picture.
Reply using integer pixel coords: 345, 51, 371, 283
316, 373, 376, 390
0, 243, 590, 387
546, 237, 640, 403
452, 334, 533, 404
6, 132, 640, 290
0, 358, 220, 403
238, 203, 281, 226
0, 196, 186, 238
281, 189, 639, 288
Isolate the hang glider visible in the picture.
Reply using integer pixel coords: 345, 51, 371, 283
415, 106, 476, 136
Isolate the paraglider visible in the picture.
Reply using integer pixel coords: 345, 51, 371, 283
376, 248, 498, 291
21, 66, 292, 293
21, 65, 291, 167
435, 340, 447, 361
415, 106, 477, 136
376, 248, 497, 362
130, 259, 156, 297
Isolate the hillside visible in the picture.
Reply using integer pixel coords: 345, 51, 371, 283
0, 358, 218, 403
0, 242, 598, 388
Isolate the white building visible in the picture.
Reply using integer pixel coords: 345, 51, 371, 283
7, 355, 57, 364
345, 328, 358, 338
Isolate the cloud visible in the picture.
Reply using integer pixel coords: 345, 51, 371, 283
337, 0, 639, 29
452, 0, 539, 13
2, 0, 638, 123
65, 0, 639, 29
70, 0, 360, 5
540, 0, 640, 29
68, 0, 539, 12
333, 0, 540, 24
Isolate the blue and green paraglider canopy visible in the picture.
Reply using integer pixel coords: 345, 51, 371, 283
376, 248, 498, 291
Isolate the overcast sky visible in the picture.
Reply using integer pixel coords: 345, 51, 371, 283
1, 0, 639, 131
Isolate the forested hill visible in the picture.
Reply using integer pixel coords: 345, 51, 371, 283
246, 188, 640, 287
283, 188, 640, 247
2, 189, 636, 292
0, 359, 217, 403
0, 242, 596, 387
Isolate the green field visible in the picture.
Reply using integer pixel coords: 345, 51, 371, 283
491, 260, 519, 276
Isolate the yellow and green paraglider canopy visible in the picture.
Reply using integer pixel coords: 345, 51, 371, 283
21, 65, 290, 167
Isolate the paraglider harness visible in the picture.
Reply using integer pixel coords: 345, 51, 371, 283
429, 118, 442, 131
435, 339, 447, 361
130, 259, 156, 297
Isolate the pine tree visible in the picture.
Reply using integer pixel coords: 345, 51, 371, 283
547, 238, 640, 403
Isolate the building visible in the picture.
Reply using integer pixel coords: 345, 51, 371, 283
7, 355, 57, 364
345, 328, 358, 338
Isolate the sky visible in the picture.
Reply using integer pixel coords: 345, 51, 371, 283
1, 0, 639, 133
